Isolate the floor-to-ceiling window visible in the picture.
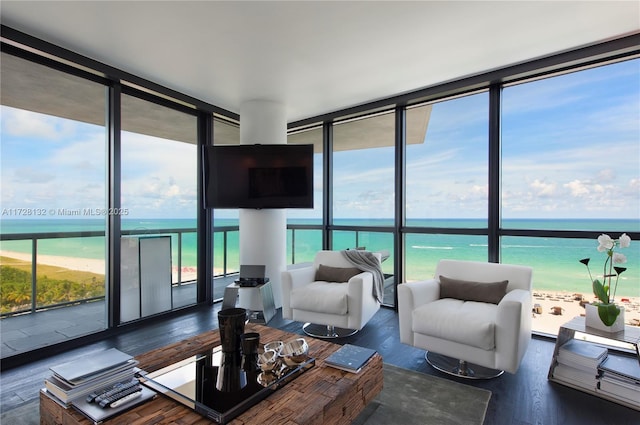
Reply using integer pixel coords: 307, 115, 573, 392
211, 117, 240, 300
287, 126, 324, 264
0, 52, 108, 355
119, 93, 199, 320
501, 58, 640, 334
404, 93, 490, 280
332, 111, 397, 305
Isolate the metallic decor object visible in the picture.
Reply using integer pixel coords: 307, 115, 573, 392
281, 338, 309, 364
256, 337, 311, 386
264, 340, 284, 355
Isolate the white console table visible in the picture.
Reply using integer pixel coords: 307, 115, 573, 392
548, 316, 640, 410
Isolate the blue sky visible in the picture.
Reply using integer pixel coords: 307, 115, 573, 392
1, 59, 638, 221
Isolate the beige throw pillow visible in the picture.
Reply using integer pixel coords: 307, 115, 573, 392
438, 275, 508, 304
315, 264, 362, 283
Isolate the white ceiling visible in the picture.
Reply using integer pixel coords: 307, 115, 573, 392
1, 1, 639, 123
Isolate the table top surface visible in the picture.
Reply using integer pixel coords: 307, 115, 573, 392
41, 323, 383, 425
561, 316, 640, 345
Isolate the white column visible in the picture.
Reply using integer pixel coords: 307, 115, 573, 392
239, 100, 287, 308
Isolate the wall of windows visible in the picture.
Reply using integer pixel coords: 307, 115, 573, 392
1, 26, 637, 364
288, 57, 639, 329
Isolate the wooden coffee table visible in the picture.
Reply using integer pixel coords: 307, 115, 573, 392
40, 323, 383, 425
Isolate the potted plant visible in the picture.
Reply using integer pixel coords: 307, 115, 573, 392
579, 233, 631, 332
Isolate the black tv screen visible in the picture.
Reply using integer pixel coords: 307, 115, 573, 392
203, 144, 314, 209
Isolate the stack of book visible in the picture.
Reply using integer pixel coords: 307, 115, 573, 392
597, 355, 640, 409
44, 348, 141, 408
553, 339, 608, 391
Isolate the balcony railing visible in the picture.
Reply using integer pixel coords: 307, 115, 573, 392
0, 226, 233, 317
0, 224, 323, 317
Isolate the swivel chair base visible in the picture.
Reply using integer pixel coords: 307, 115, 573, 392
426, 352, 504, 379
303, 323, 358, 339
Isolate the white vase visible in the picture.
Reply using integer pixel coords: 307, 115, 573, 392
585, 303, 625, 333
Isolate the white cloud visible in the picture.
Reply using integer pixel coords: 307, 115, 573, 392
9, 166, 55, 184
1, 107, 77, 141
530, 179, 557, 197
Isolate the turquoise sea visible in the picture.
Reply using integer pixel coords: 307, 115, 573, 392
1, 218, 638, 297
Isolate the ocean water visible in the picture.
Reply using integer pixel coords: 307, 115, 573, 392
1, 218, 638, 297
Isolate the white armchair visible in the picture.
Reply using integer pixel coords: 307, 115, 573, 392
398, 259, 533, 378
282, 250, 382, 338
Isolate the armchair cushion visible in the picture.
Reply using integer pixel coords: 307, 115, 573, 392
315, 264, 362, 283
413, 299, 498, 350
290, 282, 349, 315
439, 275, 508, 304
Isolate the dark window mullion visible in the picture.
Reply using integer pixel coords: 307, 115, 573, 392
488, 84, 501, 263
106, 82, 122, 328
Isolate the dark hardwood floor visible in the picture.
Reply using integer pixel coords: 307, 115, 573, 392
1, 304, 638, 424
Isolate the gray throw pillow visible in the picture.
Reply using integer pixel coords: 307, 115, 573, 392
438, 275, 508, 304
315, 264, 362, 283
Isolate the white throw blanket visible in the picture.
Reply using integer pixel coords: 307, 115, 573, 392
341, 250, 385, 303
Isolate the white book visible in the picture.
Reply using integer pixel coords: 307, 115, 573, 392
598, 379, 640, 407
600, 374, 640, 391
553, 364, 598, 390
50, 348, 134, 386
598, 355, 640, 383
558, 340, 607, 369
45, 367, 140, 405
556, 358, 599, 374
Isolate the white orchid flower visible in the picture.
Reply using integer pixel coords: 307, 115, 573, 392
613, 252, 627, 264
619, 233, 631, 248
597, 234, 614, 252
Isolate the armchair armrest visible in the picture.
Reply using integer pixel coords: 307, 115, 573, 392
346, 271, 374, 302
398, 279, 440, 345
399, 279, 440, 309
281, 266, 316, 320
346, 271, 377, 328
495, 289, 532, 374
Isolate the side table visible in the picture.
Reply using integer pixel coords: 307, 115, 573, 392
547, 316, 640, 410
222, 281, 276, 324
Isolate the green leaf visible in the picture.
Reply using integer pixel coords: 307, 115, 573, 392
592, 279, 609, 304
597, 303, 621, 326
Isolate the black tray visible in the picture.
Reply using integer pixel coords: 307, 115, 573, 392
139, 345, 314, 424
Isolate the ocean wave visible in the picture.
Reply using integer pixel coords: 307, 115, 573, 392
502, 245, 555, 249
411, 245, 454, 250
469, 243, 554, 249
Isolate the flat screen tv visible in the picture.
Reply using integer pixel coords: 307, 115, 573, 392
203, 144, 314, 209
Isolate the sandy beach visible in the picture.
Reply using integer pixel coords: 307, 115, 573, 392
1, 250, 638, 334
0, 250, 203, 282
530, 290, 640, 335
0, 250, 106, 274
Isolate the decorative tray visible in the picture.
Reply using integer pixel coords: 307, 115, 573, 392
138, 345, 315, 424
